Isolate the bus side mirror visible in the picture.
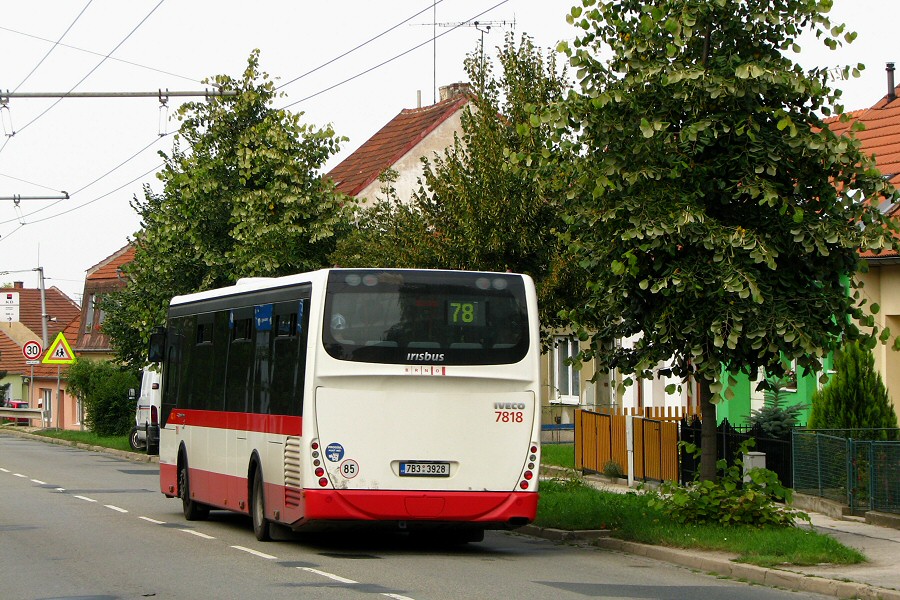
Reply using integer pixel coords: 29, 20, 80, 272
148, 327, 166, 363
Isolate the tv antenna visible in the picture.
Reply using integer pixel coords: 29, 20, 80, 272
416, 17, 515, 101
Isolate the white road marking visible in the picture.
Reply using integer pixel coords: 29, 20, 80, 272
231, 546, 277, 560
14, 473, 27, 478
299, 567, 358, 584
31, 479, 47, 484
73, 495, 97, 502
139, 516, 166, 524
0, 468, 9, 473
180, 529, 215, 540
55, 488, 65, 492
105, 504, 128, 513
382, 595, 417, 600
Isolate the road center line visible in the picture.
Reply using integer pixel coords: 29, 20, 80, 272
231, 545, 277, 560
382, 595, 416, 600
180, 528, 215, 540
30, 479, 47, 484
299, 567, 358, 584
139, 516, 166, 524
0, 468, 9, 473
73, 495, 97, 502
105, 504, 128, 513
14, 473, 27, 478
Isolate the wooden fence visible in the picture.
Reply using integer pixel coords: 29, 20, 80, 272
575, 409, 680, 482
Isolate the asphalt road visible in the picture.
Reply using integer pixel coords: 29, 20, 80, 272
0, 432, 835, 600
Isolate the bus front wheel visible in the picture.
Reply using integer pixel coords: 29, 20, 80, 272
179, 459, 209, 521
251, 468, 272, 542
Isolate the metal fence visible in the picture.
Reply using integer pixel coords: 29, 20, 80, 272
792, 429, 900, 514
679, 418, 793, 487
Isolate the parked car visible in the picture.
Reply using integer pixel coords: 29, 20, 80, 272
129, 368, 161, 455
6, 400, 31, 425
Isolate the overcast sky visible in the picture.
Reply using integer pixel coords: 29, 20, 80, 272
0, 1, 895, 304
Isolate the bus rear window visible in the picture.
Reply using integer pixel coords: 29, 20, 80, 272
323, 270, 530, 366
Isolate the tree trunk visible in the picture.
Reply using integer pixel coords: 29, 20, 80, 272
699, 377, 718, 481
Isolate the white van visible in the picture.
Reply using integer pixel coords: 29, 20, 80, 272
129, 367, 161, 455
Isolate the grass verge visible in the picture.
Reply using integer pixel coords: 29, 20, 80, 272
537, 447, 866, 568
28, 428, 132, 453
541, 443, 576, 469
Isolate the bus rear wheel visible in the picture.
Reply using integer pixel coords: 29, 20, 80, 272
251, 468, 272, 542
179, 460, 209, 521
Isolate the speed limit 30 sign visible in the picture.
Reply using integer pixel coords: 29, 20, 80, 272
22, 340, 42, 360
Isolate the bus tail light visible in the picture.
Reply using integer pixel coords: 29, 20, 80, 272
150, 405, 159, 425
310, 439, 331, 488
518, 442, 540, 491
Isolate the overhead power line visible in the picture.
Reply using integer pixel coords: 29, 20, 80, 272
1, 89, 237, 100
0, 25, 203, 86
13, 1, 94, 93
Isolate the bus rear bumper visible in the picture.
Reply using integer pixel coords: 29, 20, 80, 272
295, 489, 538, 529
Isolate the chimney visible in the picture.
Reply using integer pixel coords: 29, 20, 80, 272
888, 62, 896, 102
13, 281, 23, 289
439, 83, 471, 102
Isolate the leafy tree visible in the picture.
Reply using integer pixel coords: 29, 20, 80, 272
331, 33, 575, 332
550, 0, 899, 479
808, 340, 899, 437
66, 360, 139, 436
103, 51, 352, 368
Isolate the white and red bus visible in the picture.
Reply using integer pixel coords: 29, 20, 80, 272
151, 268, 541, 542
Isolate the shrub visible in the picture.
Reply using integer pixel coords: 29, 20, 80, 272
66, 360, 139, 436
749, 377, 806, 438
808, 340, 898, 437
602, 460, 625, 479
647, 441, 809, 527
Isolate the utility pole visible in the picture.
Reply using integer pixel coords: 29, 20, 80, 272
35, 266, 48, 349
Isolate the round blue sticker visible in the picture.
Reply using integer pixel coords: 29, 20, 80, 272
325, 443, 345, 462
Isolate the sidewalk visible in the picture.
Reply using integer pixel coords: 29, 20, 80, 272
530, 470, 900, 600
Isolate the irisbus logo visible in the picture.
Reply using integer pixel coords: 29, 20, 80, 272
406, 351, 445, 362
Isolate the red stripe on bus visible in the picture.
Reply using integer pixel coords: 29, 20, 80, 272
165, 410, 301, 435
160, 464, 537, 524
301, 489, 538, 523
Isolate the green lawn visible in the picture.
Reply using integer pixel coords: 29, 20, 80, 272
536, 467, 865, 568
541, 443, 576, 469
29, 428, 133, 453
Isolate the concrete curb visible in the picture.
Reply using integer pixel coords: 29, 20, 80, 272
591, 538, 900, 600
520, 524, 900, 600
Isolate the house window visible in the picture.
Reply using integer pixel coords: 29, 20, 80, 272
84, 294, 95, 332
552, 335, 581, 405
83, 293, 105, 332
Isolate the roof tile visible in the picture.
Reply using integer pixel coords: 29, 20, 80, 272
326, 94, 469, 197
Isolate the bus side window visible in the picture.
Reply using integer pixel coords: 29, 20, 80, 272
226, 310, 255, 413
269, 298, 309, 417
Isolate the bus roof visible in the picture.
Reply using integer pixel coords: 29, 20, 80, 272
168, 268, 531, 307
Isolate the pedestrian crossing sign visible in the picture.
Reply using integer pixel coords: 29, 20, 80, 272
42, 332, 76, 365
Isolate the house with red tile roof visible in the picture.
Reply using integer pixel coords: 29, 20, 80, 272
327, 83, 472, 205
75, 243, 136, 361
837, 63, 900, 415
0, 281, 82, 429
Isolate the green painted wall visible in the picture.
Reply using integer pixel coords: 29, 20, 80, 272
718, 354, 834, 427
